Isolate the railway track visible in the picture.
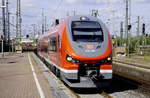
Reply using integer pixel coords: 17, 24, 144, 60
113, 58, 150, 69
46, 68, 150, 98
113, 57, 150, 86
112, 74, 150, 98
72, 74, 150, 98
70, 88, 112, 98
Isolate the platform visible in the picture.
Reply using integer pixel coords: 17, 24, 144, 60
0, 52, 54, 98
113, 56, 150, 85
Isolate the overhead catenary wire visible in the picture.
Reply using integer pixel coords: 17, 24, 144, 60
53, 0, 64, 18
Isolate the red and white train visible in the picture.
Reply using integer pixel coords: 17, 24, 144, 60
38, 16, 113, 88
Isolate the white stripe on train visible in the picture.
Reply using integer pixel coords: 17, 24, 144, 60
39, 54, 112, 74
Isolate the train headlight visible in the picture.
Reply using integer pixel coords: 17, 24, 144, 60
80, 16, 89, 21
99, 56, 112, 63
107, 57, 111, 61
66, 55, 81, 63
67, 56, 73, 62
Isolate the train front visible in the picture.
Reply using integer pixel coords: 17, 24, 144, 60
61, 16, 112, 88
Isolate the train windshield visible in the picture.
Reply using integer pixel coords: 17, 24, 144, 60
72, 21, 103, 42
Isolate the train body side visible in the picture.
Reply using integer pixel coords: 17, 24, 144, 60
38, 16, 113, 88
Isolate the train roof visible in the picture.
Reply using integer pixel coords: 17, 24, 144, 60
38, 15, 105, 40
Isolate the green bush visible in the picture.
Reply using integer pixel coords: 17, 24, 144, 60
114, 36, 150, 54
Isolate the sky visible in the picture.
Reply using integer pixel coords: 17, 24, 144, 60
0, 0, 150, 37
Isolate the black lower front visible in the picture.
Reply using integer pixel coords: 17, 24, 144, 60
78, 64, 100, 80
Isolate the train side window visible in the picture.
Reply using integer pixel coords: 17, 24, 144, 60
49, 37, 57, 52
58, 35, 60, 48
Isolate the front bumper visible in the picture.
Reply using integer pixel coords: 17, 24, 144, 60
60, 70, 112, 88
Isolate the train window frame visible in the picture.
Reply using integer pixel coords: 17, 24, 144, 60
58, 35, 61, 49
49, 37, 57, 52
71, 21, 104, 42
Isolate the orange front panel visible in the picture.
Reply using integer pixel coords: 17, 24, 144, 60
60, 26, 113, 70
100, 63, 112, 70
62, 27, 112, 61
60, 45, 79, 70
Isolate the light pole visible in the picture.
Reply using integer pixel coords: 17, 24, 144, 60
125, 0, 130, 57
1, 3, 6, 57
16, 0, 22, 41
31, 24, 36, 39
1, 36, 4, 57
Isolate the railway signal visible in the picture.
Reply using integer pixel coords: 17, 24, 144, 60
142, 23, 145, 35
55, 19, 59, 25
26, 35, 29, 38
128, 25, 131, 31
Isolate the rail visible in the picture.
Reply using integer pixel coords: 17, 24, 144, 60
113, 58, 150, 69
112, 57, 150, 85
